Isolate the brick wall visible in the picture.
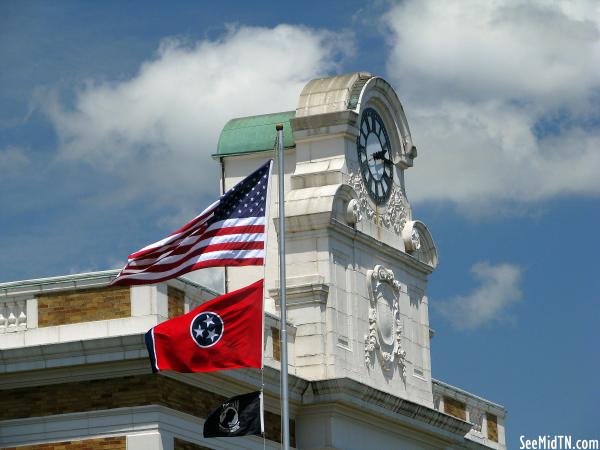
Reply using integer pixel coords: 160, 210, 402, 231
443, 396, 466, 421
173, 438, 212, 450
487, 413, 498, 442
0, 375, 293, 446
2, 436, 125, 450
271, 327, 281, 361
37, 287, 130, 327
168, 287, 185, 319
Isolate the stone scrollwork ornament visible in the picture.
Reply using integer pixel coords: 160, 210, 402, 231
345, 198, 362, 225
347, 170, 409, 235
364, 265, 407, 375
380, 186, 409, 235
348, 171, 375, 222
401, 221, 421, 253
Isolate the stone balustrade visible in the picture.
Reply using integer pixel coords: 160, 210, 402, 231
0, 271, 291, 372
433, 379, 506, 449
0, 298, 28, 332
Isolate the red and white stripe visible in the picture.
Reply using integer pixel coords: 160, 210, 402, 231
111, 202, 265, 286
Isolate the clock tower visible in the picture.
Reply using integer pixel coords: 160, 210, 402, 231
218, 72, 438, 407
0, 72, 506, 450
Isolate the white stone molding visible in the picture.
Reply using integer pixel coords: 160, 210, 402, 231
347, 171, 409, 235
468, 406, 485, 434
329, 220, 436, 276
433, 393, 442, 410
0, 405, 275, 450
278, 183, 357, 233
364, 265, 407, 375
270, 275, 329, 306
26, 298, 38, 328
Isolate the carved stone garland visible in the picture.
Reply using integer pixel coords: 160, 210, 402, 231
347, 171, 409, 235
364, 265, 407, 375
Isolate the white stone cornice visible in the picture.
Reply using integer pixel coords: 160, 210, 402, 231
0, 333, 307, 401
0, 404, 278, 450
303, 378, 473, 440
0, 334, 149, 380
269, 275, 329, 306
432, 379, 506, 417
0, 270, 218, 299
290, 110, 359, 138
0, 270, 120, 298
329, 218, 435, 275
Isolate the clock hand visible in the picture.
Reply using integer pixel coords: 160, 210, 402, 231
373, 150, 385, 160
368, 150, 387, 162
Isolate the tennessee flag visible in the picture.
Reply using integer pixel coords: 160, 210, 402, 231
145, 279, 263, 373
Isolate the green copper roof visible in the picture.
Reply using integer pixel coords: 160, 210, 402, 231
215, 111, 295, 157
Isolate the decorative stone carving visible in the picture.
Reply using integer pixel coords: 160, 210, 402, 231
382, 186, 409, 235
364, 265, 407, 375
0, 299, 27, 333
348, 170, 409, 235
468, 406, 484, 433
365, 308, 377, 364
348, 171, 375, 221
401, 220, 421, 253
345, 198, 362, 225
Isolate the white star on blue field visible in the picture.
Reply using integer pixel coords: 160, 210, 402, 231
1, 1, 599, 447
192, 312, 223, 347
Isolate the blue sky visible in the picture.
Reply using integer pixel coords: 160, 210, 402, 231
1, 0, 599, 446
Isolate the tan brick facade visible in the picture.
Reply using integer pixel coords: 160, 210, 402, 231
271, 327, 280, 361
443, 396, 466, 421
168, 287, 185, 319
0, 375, 293, 446
37, 287, 130, 327
173, 438, 212, 450
2, 436, 125, 450
487, 413, 498, 442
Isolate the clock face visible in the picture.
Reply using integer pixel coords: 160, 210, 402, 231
357, 108, 394, 205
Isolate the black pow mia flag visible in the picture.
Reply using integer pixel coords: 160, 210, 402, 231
203, 391, 263, 438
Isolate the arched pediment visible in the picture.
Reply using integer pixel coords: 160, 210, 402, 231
355, 77, 417, 169
401, 220, 438, 268
295, 72, 416, 168
279, 184, 358, 232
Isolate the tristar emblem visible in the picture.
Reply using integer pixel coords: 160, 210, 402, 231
218, 399, 241, 433
190, 311, 224, 348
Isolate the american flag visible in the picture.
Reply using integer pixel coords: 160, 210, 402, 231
111, 160, 272, 286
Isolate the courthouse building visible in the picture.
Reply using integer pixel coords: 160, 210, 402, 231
0, 73, 506, 449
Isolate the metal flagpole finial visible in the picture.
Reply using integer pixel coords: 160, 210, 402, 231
275, 123, 284, 131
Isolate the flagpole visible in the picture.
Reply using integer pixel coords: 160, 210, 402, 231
276, 123, 290, 450
261, 159, 274, 446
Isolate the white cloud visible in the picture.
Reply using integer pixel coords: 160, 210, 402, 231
384, 0, 600, 210
435, 262, 523, 330
43, 24, 352, 213
0, 146, 29, 171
